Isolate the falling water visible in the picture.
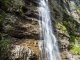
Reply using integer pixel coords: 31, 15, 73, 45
38, 0, 62, 60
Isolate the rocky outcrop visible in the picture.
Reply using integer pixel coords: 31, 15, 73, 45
3, 0, 39, 40
8, 39, 40, 60
49, 0, 80, 60
0, 0, 40, 60
10, 45, 37, 60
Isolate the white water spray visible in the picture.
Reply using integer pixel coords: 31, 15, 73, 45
38, 0, 62, 60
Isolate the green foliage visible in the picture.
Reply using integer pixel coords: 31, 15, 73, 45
0, 40, 9, 48
0, 9, 7, 32
58, 22, 67, 32
3, 0, 10, 6
1, 33, 8, 36
19, 5, 24, 14
58, 22, 66, 30
0, 40, 11, 60
74, 4, 80, 12
0, 33, 8, 39
8, 25, 13, 31
70, 36, 78, 43
0, 9, 6, 22
0, 9, 7, 27
63, 20, 76, 29
70, 36, 80, 54
3, 0, 9, 4
0, 15, 4, 22
57, 22, 70, 36
70, 45, 80, 53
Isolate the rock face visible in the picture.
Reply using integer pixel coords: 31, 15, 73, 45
0, 0, 40, 60
10, 45, 37, 60
49, 0, 80, 60
3, 0, 39, 40
0, 0, 80, 60
9, 39, 40, 60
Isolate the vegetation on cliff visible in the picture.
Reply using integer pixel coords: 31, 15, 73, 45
74, 4, 80, 12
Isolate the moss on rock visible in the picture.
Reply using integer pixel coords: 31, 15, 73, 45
70, 45, 80, 54
70, 36, 78, 43
58, 22, 67, 32
57, 22, 69, 37
74, 4, 80, 13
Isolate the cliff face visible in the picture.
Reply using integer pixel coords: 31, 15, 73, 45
0, 0, 40, 60
0, 0, 80, 60
49, 0, 80, 60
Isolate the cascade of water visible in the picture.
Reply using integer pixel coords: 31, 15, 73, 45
38, 0, 62, 60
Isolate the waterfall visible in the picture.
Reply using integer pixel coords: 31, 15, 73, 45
38, 0, 62, 60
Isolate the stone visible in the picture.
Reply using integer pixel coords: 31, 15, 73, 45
9, 45, 37, 60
